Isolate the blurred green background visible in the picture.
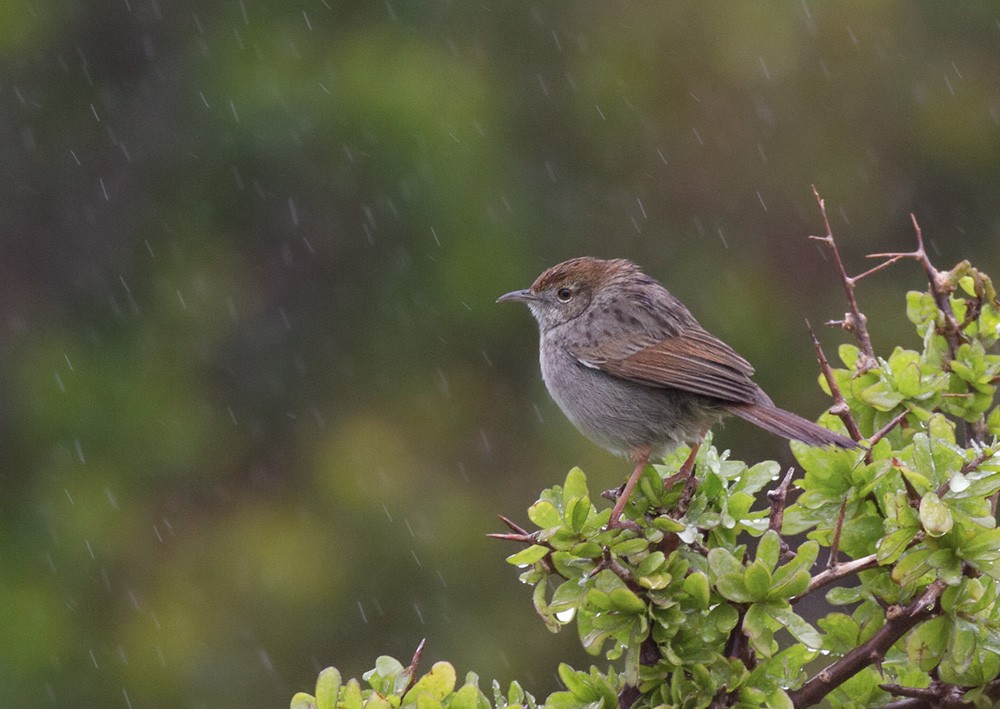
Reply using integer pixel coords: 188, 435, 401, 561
3, 2, 1000, 706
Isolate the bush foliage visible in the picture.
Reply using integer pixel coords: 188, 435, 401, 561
292, 219, 1000, 707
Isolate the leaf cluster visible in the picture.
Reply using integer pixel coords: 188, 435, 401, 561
293, 249, 1000, 707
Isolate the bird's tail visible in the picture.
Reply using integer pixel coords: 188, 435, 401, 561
725, 402, 857, 448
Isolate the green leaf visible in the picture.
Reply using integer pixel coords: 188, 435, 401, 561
608, 587, 646, 614
563, 467, 589, 505
918, 493, 954, 537
716, 573, 752, 603
611, 537, 649, 557
452, 680, 490, 709
756, 529, 780, 571
892, 547, 934, 586
734, 460, 780, 494
877, 527, 918, 564
549, 579, 587, 613
839, 343, 860, 369
683, 571, 711, 610
707, 547, 744, 578
362, 694, 391, 709
636, 551, 666, 578
403, 662, 456, 702
960, 526, 1000, 560
315, 668, 341, 709
906, 616, 948, 671
290, 693, 317, 709
651, 515, 685, 533
770, 605, 822, 650
564, 495, 591, 532
340, 679, 363, 709
505, 544, 549, 567
557, 663, 598, 701
826, 586, 864, 605
743, 603, 776, 657
744, 562, 772, 601
527, 501, 562, 529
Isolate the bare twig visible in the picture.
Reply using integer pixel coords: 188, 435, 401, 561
868, 214, 965, 360
591, 550, 639, 591
879, 679, 999, 708
807, 321, 864, 443
487, 514, 538, 544
767, 468, 796, 534
868, 407, 912, 451
798, 553, 880, 600
787, 579, 946, 708
809, 186, 878, 372
402, 639, 427, 694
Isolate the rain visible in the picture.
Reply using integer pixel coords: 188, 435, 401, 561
2, 2, 1000, 707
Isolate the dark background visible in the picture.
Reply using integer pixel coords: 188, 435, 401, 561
3, 2, 999, 706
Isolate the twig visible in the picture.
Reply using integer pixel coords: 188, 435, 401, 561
797, 553, 879, 599
827, 499, 848, 569
787, 579, 946, 708
487, 515, 538, 544
878, 683, 939, 701
591, 550, 640, 591
893, 459, 924, 507
402, 639, 427, 694
807, 322, 864, 443
868, 214, 965, 360
767, 468, 796, 537
935, 447, 999, 498
868, 407, 913, 451
960, 447, 998, 475
809, 186, 878, 372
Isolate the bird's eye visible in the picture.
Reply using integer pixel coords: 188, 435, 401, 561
556, 287, 573, 302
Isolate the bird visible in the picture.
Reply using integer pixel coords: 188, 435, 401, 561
498, 257, 856, 527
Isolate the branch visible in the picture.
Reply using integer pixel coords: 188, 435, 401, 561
807, 322, 864, 443
487, 514, 538, 544
797, 553, 879, 600
935, 446, 999, 498
787, 579, 946, 708
402, 639, 427, 695
826, 499, 849, 569
868, 214, 964, 360
867, 407, 912, 452
767, 468, 796, 557
809, 186, 878, 372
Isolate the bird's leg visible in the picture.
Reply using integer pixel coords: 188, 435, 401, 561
662, 436, 705, 489
608, 447, 650, 528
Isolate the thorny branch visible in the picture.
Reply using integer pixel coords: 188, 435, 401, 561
880, 678, 1000, 708
767, 468, 796, 557
807, 321, 864, 444
809, 186, 884, 373
869, 214, 965, 360
787, 580, 947, 708
797, 553, 879, 600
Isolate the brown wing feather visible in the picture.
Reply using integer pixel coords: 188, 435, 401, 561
574, 326, 763, 405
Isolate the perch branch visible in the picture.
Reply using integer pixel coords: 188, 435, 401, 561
767, 468, 796, 558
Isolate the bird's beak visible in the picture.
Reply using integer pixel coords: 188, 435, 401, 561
496, 289, 535, 304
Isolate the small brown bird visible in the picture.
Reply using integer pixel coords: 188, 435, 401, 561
498, 257, 856, 526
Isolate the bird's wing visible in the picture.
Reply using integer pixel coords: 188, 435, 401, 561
572, 326, 763, 405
